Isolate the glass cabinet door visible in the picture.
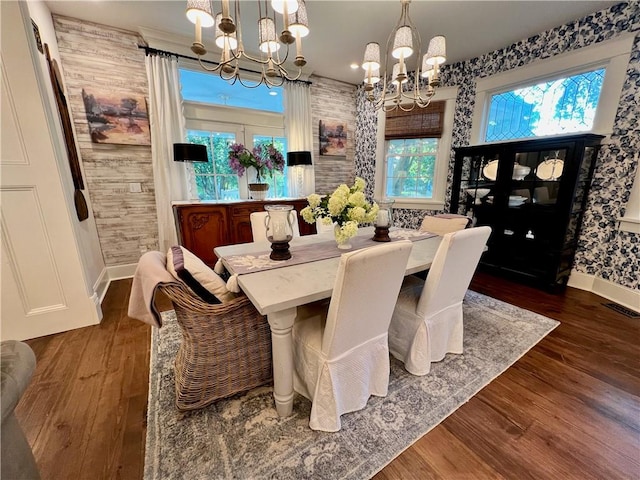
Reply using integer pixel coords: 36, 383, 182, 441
508, 148, 568, 209
454, 153, 500, 216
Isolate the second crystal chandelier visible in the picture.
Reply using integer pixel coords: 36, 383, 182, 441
186, 0, 309, 87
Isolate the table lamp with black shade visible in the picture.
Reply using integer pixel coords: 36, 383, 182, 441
174, 143, 208, 201
173, 143, 208, 162
287, 151, 313, 198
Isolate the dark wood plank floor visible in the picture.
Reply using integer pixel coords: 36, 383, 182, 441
16, 272, 640, 479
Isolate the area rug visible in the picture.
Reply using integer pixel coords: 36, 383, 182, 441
144, 290, 559, 480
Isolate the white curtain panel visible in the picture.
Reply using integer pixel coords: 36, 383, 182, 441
284, 82, 315, 196
145, 54, 190, 252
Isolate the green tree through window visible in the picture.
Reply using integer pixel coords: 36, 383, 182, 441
188, 131, 240, 200
486, 68, 605, 141
385, 138, 437, 199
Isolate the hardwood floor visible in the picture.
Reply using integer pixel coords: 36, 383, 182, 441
16, 272, 640, 479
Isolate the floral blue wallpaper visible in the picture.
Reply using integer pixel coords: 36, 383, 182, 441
355, 2, 639, 291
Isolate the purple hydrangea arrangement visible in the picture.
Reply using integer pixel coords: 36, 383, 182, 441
228, 143, 285, 183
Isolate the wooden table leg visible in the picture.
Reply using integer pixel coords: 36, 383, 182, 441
266, 307, 297, 417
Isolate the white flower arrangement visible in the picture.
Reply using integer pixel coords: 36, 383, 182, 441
300, 177, 379, 243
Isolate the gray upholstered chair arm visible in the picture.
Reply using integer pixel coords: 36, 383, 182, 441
1, 341, 36, 424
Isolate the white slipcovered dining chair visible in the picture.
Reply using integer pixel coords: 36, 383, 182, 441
250, 210, 300, 241
389, 226, 491, 376
419, 214, 471, 235
292, 240, 413, 431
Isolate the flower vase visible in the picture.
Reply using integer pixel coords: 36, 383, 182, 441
334, 224, 353, 250
249, 183, 269, 200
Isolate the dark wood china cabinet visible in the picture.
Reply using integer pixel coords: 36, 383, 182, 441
451, 134, 603, 291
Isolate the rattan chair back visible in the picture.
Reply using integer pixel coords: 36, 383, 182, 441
158, 282, 273, 411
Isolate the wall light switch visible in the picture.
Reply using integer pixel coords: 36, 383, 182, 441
129, 182, 142, 193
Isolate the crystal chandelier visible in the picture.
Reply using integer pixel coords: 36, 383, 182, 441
186, 0, 309, 87
362, 0, 446, 112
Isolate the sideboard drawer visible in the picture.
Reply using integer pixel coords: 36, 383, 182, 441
230, 204, 264, 217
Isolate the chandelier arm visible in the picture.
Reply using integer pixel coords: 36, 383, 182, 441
264, 75, 287, 88
219, 61, 240, 81
276, 65, 303, 81
235, 0, 245, 54
196, 56, 223, 73
371, 77, 392, 110
234, 73, 273, 88
398, 100, 417, 112
239, 48, 293, 69
406, 2, 422, 79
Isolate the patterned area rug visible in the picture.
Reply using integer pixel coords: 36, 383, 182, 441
144, 290, 559, 480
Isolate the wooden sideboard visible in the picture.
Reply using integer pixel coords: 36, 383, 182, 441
173, 199, 315, 266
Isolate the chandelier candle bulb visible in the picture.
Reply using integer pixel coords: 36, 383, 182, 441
295, 32, 303, 60
195, 16, 202, 44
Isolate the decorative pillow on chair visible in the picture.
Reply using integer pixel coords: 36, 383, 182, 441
167, 246, 237, 303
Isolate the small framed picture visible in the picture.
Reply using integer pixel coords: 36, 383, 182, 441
319, 120, 347, 157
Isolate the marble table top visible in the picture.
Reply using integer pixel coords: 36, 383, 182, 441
215, 227, 442, 315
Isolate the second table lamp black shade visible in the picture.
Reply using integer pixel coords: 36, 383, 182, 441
287, 151, 313, 166
173, 143, 208, 162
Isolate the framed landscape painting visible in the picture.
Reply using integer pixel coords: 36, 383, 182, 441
319, 120, 347, 157
82, 88, 151, 145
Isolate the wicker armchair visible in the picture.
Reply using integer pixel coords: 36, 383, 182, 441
158, 282, 273, 411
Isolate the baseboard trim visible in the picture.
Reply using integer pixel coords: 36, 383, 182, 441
567, 270, 595, 290
568, 270, 640, 313
95, 264, 137, 311
90, 292, 103, 322
107, 263, 137, 281
93, 268, 110, 304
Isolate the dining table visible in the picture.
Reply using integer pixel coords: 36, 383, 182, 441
214, 226, 442, 417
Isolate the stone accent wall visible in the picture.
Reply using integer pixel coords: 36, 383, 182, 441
310, 75, 357, 194
53, 15, 158, 266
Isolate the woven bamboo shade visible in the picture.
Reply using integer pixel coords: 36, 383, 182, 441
385, 101, 445, 140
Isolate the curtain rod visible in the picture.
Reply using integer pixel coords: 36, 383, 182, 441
139, 45, 312, 86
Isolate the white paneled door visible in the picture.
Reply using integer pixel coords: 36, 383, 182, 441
0, 1, 99, 340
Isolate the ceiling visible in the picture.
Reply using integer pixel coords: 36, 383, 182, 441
44, 0, 619, 85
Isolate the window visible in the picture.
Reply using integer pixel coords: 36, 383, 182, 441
471, 35, 634, 144
385, 138, 439, 198
180, 68, 288, 200
253, 135, 288, 197
180, 69, 283, 113
375, 88, 458, 210
187, 130, 239, 200
486, 68, 605, 142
